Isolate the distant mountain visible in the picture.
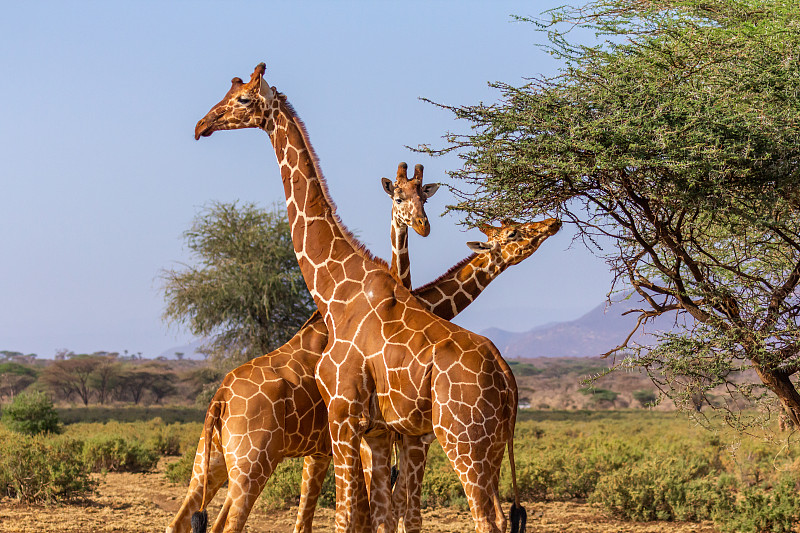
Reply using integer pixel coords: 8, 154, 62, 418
157, 339, 208, 360
482, 297, 679, 358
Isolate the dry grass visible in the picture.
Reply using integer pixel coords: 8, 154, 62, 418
0, 457, 720, 533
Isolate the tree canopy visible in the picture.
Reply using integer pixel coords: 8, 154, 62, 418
161, 202, 316, 366
426, 0, 800, 429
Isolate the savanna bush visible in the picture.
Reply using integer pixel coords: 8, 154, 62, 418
716, 475, 800, 533
82, 435, 159, 472
165, 447, 197, 485
1, 391, 61, 435
591, 454, 733, 521
0, 429, 95, 503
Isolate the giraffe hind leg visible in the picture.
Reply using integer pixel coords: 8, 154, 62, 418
167, 433, 228, 533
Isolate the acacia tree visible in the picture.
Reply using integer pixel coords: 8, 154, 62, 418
426, 0, 800, 429
161, 202, 316, 366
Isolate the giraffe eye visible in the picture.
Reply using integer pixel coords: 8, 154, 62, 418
237, 97, 252, 105
395, 198, 402, 204
507, 230, 519, 240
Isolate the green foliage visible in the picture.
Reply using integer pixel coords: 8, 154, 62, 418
632, 389, 657, 407
0, 362, 37, 399
2, 390, 61, 435
161, 202, 316, 366
578, 387, 619, 403
426, 0, 800, 430
165, 447, 196, 485
507, 361, 542, 377
81, 435, 159, 473
259, 458, 305, 510
56, 406, 204, 424
591, 455, 734, 521
0, 429, 95, 503
717, 474, 800, 533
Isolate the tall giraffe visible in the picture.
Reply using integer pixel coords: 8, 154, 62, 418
195, 63, 534, 533
167, 162, 435, 533
166, 162, 433, 533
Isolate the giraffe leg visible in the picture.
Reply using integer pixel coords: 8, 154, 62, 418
325, 394, 371, 533
212, 433, 283, 533
167, 432, 227, 533
396, 434, 434, 533
488, 443, 508, 533
293, 455, 331, 533
362, 431, 396, 533
434, 428, 504, 533
390, 436, 408, 531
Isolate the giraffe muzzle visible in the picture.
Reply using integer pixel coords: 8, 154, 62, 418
413, 217, 430, 237
194, 117, 216, 140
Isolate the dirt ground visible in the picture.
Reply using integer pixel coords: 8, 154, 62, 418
0, 459, 719, 533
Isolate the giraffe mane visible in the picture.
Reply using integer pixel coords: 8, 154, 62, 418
278, 97, 394, 277
413, 253, 479, 293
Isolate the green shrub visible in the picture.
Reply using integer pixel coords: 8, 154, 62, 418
507, 361, 542, 377
165, 447, 197, 485
82, 435, 159, 472
421, 466, 464, 508
2, 391, 61, 435
632, 390, 657, 407
578, 387, 619, 403
0, 430, 95, 503
260, 458, 305, 510
148, 423, 184, 456
717, 475, 800, 533
591, 454, 732, 521
56, 406, 204, 424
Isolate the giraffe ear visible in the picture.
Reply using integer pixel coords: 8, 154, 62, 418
381, 177, 395, 196
258, 78, 274, 100
466, 241, 494, 253
421, 183, 440, 199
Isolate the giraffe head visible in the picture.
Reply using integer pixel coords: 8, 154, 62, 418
381, 163, 439, 237
466, 218, 561, 266
195, 63, 278, 139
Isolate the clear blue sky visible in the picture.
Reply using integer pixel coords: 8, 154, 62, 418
0, 2, 612, 358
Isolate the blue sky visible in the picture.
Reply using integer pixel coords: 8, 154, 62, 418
1, 2, 612, 358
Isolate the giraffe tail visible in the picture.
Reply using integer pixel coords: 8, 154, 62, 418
191, 399, 222, 533
506, 374, 526, 533
507, 432, 527, 533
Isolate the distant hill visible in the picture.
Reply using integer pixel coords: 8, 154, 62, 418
482, 297, 679, 358
157, 339, 208, 360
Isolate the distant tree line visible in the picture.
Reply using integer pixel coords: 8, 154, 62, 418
0, 350, 222, 407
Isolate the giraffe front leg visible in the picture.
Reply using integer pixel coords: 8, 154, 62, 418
396, 434, 434, 533
293, 455, 331, 533
327, 399, 371, 533
363, 431, 396, 533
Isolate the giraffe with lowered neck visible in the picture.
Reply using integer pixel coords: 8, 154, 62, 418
195, 62, 545, 533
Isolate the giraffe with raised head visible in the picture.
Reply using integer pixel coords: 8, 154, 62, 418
194, 62, 537, 533
166, 161, 436, 533
165, 161, 434, 533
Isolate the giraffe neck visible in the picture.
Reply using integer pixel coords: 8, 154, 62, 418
390, 218, 411, 290
263, 99, 369, 315
414, 251, 505, 320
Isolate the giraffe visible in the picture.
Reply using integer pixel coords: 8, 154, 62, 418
166, 217, 559, 533
194, 63, 536, 533
166, 162, 437, 533
382, 217, 562, 533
